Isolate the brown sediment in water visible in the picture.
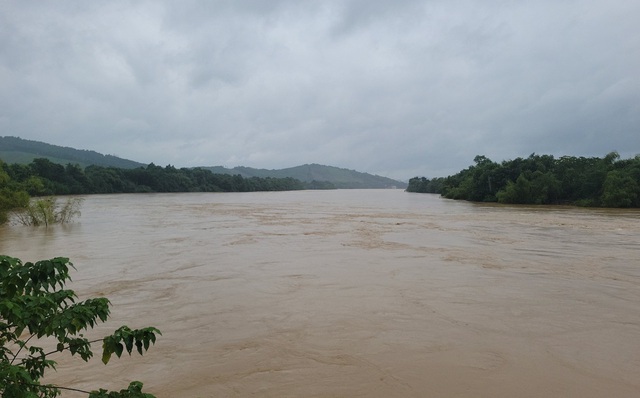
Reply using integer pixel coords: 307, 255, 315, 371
2, 190, 639, 397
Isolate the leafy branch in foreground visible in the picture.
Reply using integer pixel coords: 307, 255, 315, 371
0, 256, 160, 397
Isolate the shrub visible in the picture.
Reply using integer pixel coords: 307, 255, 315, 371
12, 197, 83, 227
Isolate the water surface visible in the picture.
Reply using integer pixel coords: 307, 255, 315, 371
2, 190, 639, 397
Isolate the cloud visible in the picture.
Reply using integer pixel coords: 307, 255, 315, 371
1, 0, 638, 180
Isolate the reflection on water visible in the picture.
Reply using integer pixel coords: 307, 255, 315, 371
1, 190, 639, 397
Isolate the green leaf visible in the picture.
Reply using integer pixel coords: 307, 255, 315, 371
115, 342, 124, 358
124, 334, 134, 355
135, 339, 143, 356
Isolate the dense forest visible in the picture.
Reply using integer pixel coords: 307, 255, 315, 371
1, 157, 306, 197
407, 152, 640, 208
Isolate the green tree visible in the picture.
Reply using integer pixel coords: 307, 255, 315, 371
496, 173, 531, 204
28, 159, 68, 195
0, 161, 30, 223
63, 164, 92, 194
528, 171, 561, 204
0, 256, 160, 397
85, 166, 132, 194
421, 152, 640, 207
601, 170, 639, 207
443, 173, 473, 200
406, 177, 428, 193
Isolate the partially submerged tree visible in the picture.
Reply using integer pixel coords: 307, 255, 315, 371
0, 256, 160, 397
12, 197, 84, 227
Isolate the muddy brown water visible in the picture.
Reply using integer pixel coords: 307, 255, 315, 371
2, 190, 639, 397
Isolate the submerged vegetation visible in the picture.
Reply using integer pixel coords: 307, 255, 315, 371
12, 197, 84, 226
407, 152, 640, 208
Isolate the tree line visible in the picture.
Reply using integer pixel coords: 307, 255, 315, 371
0, 158, 311, 222
407, 152, 640, 208
3, 158, 307, 196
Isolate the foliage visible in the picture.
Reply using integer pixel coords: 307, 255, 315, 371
0, 160, 30, 224
12, 197, 84, 227
601, 170, 639, 207
408, 152, 640, 207
88, 381, 154, 398
1, 158, 306, 197
406, 177, 444, 194
0, 256, 160, 397
2, 137, 406, 189
0, 156, 309, 226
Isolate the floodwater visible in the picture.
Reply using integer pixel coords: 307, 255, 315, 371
1, 189, 639, 397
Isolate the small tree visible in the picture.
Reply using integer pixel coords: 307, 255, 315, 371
0, 256, 160, 397
13, 197, 84, 227
601, 170, 639, 207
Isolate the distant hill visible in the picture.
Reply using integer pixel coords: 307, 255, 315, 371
0, 136, 406, 189
203, 164, 407, 189
0, 136, 145, 169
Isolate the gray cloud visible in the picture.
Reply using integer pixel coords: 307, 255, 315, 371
1, 0, 638, 180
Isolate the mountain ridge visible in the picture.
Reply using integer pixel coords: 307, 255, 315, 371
0, 136, 407, 189
203, 164, 406, 189
0, 136, 145, 169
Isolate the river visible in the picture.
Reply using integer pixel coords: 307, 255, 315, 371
1, 189, 639, 397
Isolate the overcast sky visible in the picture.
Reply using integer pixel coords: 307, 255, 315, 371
1, 1, 638, 180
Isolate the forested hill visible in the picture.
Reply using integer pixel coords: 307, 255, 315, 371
1, 137, 405, 189
407, 153, 640, 208
204, 164, 407, 189
0, 136, 144, 169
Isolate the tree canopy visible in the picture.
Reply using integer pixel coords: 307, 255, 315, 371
407, 152, 640, 207
1, 158, 306, 197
